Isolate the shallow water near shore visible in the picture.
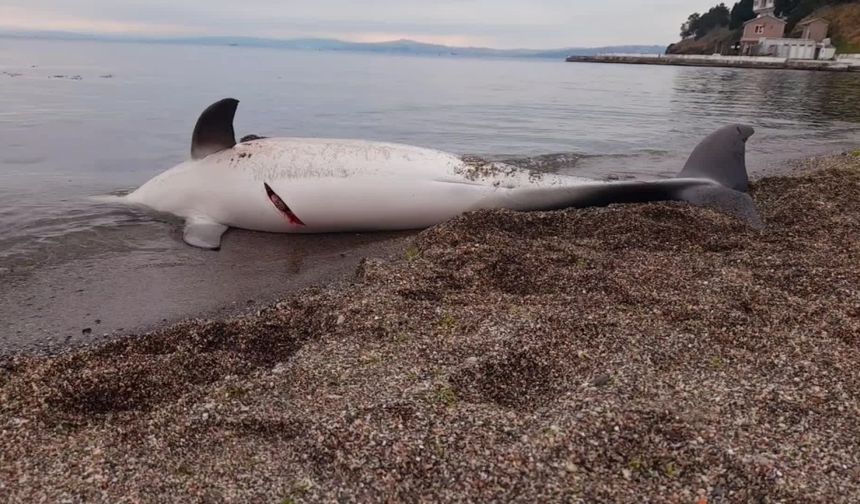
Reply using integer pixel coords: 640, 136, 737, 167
1, 38, 860, 352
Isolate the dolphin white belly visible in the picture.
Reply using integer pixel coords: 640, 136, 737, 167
123, 98, 760, 250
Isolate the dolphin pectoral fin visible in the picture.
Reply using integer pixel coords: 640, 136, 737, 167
182, 217, 228, 250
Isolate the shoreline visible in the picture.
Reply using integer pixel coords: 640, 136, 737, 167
2, 152, 860, 501
0, 229, 414, 356
566, 54, 860, 72
2, 149, 840, 357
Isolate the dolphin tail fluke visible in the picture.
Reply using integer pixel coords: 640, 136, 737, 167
502, 124, 762, 227
673, 124, 762, 227
673, 184, 762, 228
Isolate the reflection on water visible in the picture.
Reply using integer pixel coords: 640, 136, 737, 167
671, 68, 860, 128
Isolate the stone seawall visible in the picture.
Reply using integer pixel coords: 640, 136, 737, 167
566, 54, 860, 72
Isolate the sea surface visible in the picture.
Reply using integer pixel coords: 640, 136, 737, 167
2, 39, 860, 266
2, 38, 860, 352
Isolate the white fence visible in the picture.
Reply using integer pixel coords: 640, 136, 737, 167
673, 54, 786, 63
759, 38, 817, 59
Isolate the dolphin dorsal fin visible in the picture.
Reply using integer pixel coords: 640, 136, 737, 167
191, 98, 239, 160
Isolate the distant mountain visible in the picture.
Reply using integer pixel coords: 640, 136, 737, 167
0, 31, 666, 59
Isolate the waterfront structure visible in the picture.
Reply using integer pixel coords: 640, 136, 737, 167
740, 15, 787, 54
798, 18, 831, 42
753, 0, 776, 15
740, 0, 786, 55
757, 37, 829, 59
567, 53, 857, 71
739, 1, 834, 60
756, 17, 835, 59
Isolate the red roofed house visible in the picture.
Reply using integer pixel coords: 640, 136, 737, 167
739, 1, 835, 59
740, 0, 786, 55
798, 17, 830, 43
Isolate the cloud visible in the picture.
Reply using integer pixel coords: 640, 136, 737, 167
0, 6, 200, 35
0, 1, 721, 48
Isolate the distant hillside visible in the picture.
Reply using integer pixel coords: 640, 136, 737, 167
0, 32, 665, 60
668, 0, 860, 55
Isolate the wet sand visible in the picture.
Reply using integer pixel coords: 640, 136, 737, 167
0, 230, 413, 355
1, 154, 859, 502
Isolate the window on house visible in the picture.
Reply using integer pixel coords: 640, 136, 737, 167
755, 25, 765, 34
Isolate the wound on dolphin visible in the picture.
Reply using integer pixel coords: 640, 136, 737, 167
264, 182, 305, 226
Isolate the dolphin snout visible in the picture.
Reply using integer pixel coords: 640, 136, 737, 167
735, 125, 755, 142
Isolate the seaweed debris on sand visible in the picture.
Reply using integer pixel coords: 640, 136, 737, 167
1, 155, 859, 503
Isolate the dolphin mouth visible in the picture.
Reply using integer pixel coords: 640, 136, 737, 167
264, 183, 305, 226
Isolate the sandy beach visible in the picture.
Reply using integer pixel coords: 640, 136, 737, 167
1, 153, 859, 502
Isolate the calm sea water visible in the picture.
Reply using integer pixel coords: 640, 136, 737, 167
2, 38, 860, 267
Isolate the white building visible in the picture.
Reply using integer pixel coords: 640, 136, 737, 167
742, 5, 836, 60
758, 37, 836, 60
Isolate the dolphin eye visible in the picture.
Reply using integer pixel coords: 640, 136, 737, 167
264, 183, 305, 226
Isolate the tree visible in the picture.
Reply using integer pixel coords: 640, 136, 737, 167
774, 0, 802, 16
730, 0, 756, 29
776, 0, 833, 31
695, 3, 731, 38
681, 13, 702, 38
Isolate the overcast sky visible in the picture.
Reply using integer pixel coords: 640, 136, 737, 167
0, 1, 720, 48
